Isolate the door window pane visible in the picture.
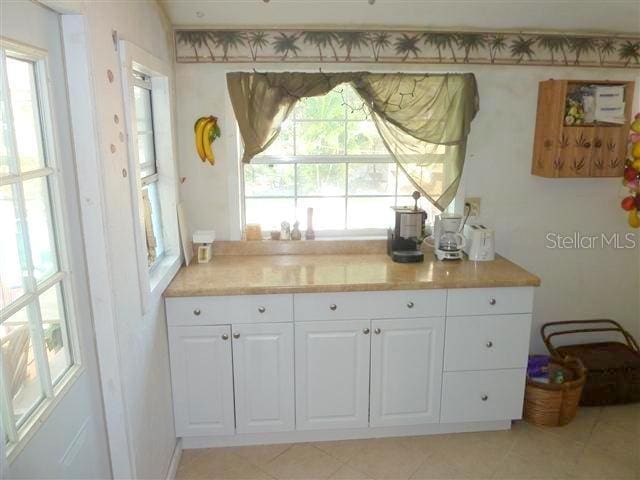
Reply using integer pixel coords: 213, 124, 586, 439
38, 282, 71, 384
6, 57, 45, 173
0, 185, 27, 309
141, 182, 164, 266
134, 85, 153, 133
297, 163, 345, 196
23, 177, 58, 282
0, 305, 44, 427
0, 70, 15, 177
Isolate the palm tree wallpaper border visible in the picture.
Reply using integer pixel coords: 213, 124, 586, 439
175, 29, 639, 68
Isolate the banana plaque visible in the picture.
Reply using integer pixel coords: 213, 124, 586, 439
194, 116, 221, 165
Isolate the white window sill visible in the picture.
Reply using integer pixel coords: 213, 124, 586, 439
149, 253, 182, 306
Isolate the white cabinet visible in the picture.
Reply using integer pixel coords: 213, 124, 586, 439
444, 314, 532, 371
295, 320, 371, 430
440, 369, 527, 423
168, 325, 235, 436
370, 318, 444, 427
232, 323, 295, 434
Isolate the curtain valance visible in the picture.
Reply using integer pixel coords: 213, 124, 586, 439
227, 71, 479, 209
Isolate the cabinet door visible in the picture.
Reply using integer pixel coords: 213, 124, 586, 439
370, 318, 444, 427
232, 323, 295, 433
168, 326, 235, 436
295, 320, 371, 430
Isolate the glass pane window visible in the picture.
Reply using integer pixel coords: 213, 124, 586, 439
132, 72, 164, 268
0, 306, 44, 428
1, 47, 77, 451
244, 84, 443, 234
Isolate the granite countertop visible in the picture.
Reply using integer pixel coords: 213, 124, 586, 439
164, 248, 541, 297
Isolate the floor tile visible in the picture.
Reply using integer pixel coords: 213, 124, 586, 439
313, 439, 373, 463
346, 437, 427, 480
227, 443, 293, 467
262, 444, 343, 480
329, 464, 373, 480
570, 445, 639, 480
535, 406, 602, 444
176, 448, 272, 479
492, 452, 566, 480
597, 403, 640, 434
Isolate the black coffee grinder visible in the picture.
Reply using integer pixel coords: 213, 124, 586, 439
387, 191, 427, 263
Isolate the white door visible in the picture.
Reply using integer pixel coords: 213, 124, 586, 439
232, 323, 294, 433
168, 325, 235, 436
370, 318, 445, 427
295, 320, 371, 430
1, 2, 111, 478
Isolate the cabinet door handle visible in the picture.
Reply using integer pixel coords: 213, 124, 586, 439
258, 306, 266, 313
363, 328, 370, 335
407, 301, 414, 309
329, 304, 337, 311
233, 332, 240, 339
486, 341, 494, 348
221, 333, 229, 340
193, 309, 201, 316
481, 394, 489, 401
374, 328, 381, 335
489, 298, 497, 306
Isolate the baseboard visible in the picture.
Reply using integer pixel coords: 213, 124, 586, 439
165, 438, 183, 480
181, 420, 511, 449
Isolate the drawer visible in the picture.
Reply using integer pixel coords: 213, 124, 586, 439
440, 369, 526, 423
444, 314, 531, 371
446, 287, 534, 316
293, 290, 446, 321
166, 294, 293, 326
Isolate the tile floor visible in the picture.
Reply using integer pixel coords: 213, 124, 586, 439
176, 404, 639, 480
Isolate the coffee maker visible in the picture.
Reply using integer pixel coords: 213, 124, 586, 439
387, 191, 427, 263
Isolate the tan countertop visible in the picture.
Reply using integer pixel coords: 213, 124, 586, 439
164, 249, 540, 297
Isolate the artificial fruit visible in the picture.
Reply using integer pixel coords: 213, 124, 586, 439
629, 208, 640, 228
621, 196, 636, 211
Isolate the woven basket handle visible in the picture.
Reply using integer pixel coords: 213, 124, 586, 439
541, 319, 639, 356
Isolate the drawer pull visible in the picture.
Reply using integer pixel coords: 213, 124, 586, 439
486, 341, 494, 348
221, 333, 229, 340
258, 306, 266, 313
489, 298, 497, 306
233, 332, 240, 339
374, 328, 381, 335
407, 301, 414, 309
329, 304, 337, 311
363, 328, 370, 335
481, 394, 489, 401
193, 309, 201, 316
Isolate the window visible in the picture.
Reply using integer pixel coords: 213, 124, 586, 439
242, 85, 442, 235
0, 48, 77, 450
132, 71, 164, 267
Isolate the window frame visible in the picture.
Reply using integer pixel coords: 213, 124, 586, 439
0, 38, 83, 462
240, 88, 444, 236
119, 40, 182, 315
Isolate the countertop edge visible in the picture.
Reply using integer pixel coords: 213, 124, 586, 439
164, 277, 541, 298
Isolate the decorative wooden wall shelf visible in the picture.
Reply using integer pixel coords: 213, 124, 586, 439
532, 80, 635, 178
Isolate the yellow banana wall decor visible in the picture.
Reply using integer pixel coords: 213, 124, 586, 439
194, 115, 221, 165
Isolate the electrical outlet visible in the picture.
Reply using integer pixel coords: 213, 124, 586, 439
465, 197, 481, 217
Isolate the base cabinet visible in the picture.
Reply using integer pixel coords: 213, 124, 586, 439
233, 323, 295, 434
370, 318, 444, 427
295, 320, 371, 430
168, 325, 235, 436
166, 287, 534, 441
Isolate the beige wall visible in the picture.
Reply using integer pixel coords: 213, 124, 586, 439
176, 60, 640, 352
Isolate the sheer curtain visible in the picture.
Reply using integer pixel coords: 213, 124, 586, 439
227, 71, 478, 209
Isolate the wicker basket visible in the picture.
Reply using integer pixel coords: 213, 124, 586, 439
523, 356, 586, 427
542, 320, 640, 406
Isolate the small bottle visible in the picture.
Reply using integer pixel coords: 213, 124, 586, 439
291, 221, 302, 241
280, 221, 290, 241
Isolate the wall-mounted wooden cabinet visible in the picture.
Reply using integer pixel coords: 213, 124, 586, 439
532, 80, 634, 178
